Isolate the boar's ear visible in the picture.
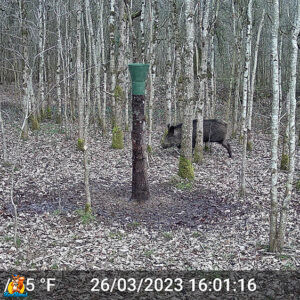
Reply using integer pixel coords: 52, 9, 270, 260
167, 124, 170, 129
169, 125, 175, 135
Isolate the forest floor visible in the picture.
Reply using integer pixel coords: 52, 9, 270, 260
0, 86, 299, 272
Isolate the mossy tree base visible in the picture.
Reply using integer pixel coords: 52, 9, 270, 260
247, 141, 253, 151
85, 203, 92, 214
280, 153, 289, 171
295, 180, 300, 191
178, 156, 194, 180
112, 126, 124, 149
29, 115, 40, 131
147, 145, 152, 154
77, 138, 85, 152
46, 107, 52, 119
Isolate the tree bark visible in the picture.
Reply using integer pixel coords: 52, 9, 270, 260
239, 0, 253, 197
178, 0, 195, 180
269, 0, 280, 252
131, 95, 150, 202
277, 0, 300, 252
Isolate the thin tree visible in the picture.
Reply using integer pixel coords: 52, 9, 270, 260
272, 0, 300, 252
112, 0, 126, 149
109, 0, 117, 128
247, 9, 265, 151
269, 0, 280, 252
178, 0, 195, 180
76, 0, 84, 147
194, 0, 211, 164
239, 0, 253, 197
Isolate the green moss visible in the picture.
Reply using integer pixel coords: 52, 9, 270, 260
114, 85, 125, 101
178, 75, 184, 84
21, 128, 28, 140
111, 115, 116, 128
239, 134, 244, 144
204, 144, 210, 152
29, 115, 40, 131
176, 181, 193, 190
178, 156, 194, 180
280, 153, 289, 171
295, 180, 300, 191
112, 126, 124, 149
46, 107, 52, 119
85, 203, 92, 214
147, 145, 152, 154
77, 138, 85, 152
247, 140, 253, 151
76, 209, 95, 224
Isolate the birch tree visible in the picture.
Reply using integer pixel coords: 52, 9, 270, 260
76, 0, 84, 146
269, 0, 280, 252
112, 0, 126, 149
38, 0, 46, 118
178, 0, 194, 180
148, 0, 158, 151
109, 0, 116, 128
165, 16, 172, 126
271, 0, 300, 253
55, 0, 63, 124
239, 0, 253, 197
247, 9, 265, 151
194, 0, 211, 164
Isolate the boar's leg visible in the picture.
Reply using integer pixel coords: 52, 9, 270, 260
221, 140, 232, 158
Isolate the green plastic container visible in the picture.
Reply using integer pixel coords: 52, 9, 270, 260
128, 63, 150, 95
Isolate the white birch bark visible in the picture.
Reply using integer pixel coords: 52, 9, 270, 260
247, 9, 265, 149
99, 0, 107, 133
239, 0, 253, 197
148, 0, 158, 149
0, 101, 7, 161
109, 0, 116, 127
172, 0, 182, 124
140, 0, 145, 63
194, 0, 211, 164
269, 0, 280, 252
166, 18, 172, 126
226, 0, 237, 124
178, 0, 195, 180
85, 0, 100, 129
55, 1, 62, 123
76, 0, 84, 141
38, 0, 46, 117
112, 0, 126, 149
277, 0, 300, 252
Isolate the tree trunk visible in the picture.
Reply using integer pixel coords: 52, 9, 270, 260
112, 0, 126, 149
239, 0, 253, 197
76, 0, 84, 143
148, 0, 158, 150
109, 0, 116, 128
269, 0, 280, 252
131, 96, 150, 201
178, 0, 195, 180
194, 0, 211, 164
276, 0, 300, 252
247, 9, 265, 151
